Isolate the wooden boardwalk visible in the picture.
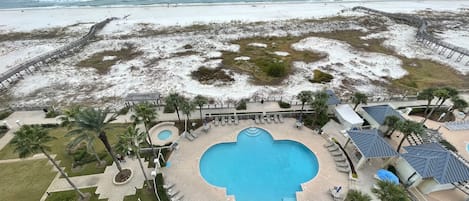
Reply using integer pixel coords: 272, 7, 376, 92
353, 6, 469, 66
0, 17, 116, 89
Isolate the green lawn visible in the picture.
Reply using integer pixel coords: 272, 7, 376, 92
0, 159, 57, 201
123, 180, 161, 201
45, 187, 105, 201
0, 123, 129, 176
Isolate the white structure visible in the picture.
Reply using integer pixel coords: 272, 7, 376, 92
334, 104, 364, 130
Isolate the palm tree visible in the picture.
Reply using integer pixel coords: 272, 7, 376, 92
345, 189, 372, 201
311, 91, 329, 126
416, 88, 435, 116
352, 92, 367, 111
11, 125, 87, 200
71, 107, 122, 172
181, 99, 196, 130
130, 102, 158, 156
297, 90, 313, 121
383, 115, 401, 138
193, 95, 208, 120
165, 93, 184, 121
66, 131, 105, 166
116, 125, 151, 189
396, 120, 425, 152
59, 105, 82, 129
423, 87, 458, 123
372, 180, 410, 201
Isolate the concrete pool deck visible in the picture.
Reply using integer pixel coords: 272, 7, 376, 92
148, 122, 179, 146
162, 118, 349, 201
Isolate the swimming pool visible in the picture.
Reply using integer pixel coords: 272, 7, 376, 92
200, 127, 319, 201
157, 130, 172, 140
466, 143, 469, 153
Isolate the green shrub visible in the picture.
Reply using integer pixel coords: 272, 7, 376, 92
310, 69, 333, 83
117, 106, 129, 115
303, 115, 313, 126
71, 148, 96, 167
0, 125, 8, 137
163, 105, 175, 113
40, 123, 60, 128
440, 139, 458, 152
278, 101, 291, 108
45, 109, 60, 118
236, 99, 247, 110
0, 110, 12, 120
255, 58, 287, 77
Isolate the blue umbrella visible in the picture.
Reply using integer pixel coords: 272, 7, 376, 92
376, 169, 399, 184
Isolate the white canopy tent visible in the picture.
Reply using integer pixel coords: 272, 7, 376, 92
334, 104, 364, 129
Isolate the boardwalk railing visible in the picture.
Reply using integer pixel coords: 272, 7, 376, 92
0, 17, 117, 89
352, 6, 469, 66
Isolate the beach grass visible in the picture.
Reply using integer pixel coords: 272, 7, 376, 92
0, 159, 56, 201
77, 44, 143, 74
0, 123, 129, 177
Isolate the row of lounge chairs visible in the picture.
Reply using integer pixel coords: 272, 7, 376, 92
254, 114, 284, 124
213, 115, 239, 126
164, 182, 184, 201
324, 141, 350, 173
184, 129, 199, 141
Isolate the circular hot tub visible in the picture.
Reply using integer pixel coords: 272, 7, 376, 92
158, 130, 173, 140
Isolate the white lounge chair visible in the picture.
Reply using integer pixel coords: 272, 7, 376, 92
189, 130, 198, 138
255, 115, 260, 124
171, 195, 184, 201
331, 151, 343, 157
273, 114, 278, 123
163, 183, 175, 190
185, 132, 194, 141
167, 189, 180, 197
278, 114, 284, 123
213, 118, 219, 126
227, 116, 232, 125
259, 115, 264, 124
324, 141, 335, 148
221, 116, 226, 126
235, 116, 239, 125
327, 145, 339, 152
334, 156, 346, 162
336, 162, 349, 168
336, 166, 350, 173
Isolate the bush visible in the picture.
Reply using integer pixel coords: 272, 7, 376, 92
71, 147, 96, 167
40, 123, 60, 128
0, 110, 12, 120
117, 106, 129, 115
440, 139, 458, 152
310, 69, 333, 83
163, 105, 175, 113
303, 115, 313, 126
45, 109, 60, 118
0, 125, 8, 137
278, 101, 291, 108
191, 67, 234, 84
256, 58, 287, 77
236, 99, 247, 110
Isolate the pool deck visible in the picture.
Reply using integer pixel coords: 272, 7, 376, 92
162, 118, 349, 201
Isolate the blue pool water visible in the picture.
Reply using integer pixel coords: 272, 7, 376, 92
157, 130, 172, 140
466, 144, 469, 153
200, 127, 319, 201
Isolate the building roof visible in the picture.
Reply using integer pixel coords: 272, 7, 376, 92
335, 104, 364, 125
326, 90, 341, 105
402, 143, 469, 184
347, 129, 398, 158
362, 105, 404, 125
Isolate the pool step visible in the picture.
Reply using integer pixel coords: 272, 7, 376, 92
245, 127, 261, 136
282, 197, 296, 201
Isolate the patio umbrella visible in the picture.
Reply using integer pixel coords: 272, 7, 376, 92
376, 169, 399, 184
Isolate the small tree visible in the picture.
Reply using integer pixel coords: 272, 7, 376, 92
345, 189, 372, 201
164, 93, 185, 121
11, 125, 87, 200
116, 126, 152, 189
396, 120, 425, 152
311, 91, 329, 127
383, 115, 402, 138
297, 90, 313, 121
352, 92, 367, 111
71, 108, 122, 172
372, 180, 410, 201
193, 95, 208, 120
181, 99, 196, 130
130, 102, 158, 156
59, 105, 82, 129
423, 87, 457, 123
66, 131, 105, 166
416, 88, 435, 116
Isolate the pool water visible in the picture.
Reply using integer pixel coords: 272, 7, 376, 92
466, 143, 469, 153
158, 130, 172, 140
200, 127, 319, 201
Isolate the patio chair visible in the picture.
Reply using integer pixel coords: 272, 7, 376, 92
255, 115, 260, 124
265, 115, 271, 124
278, 114, 284, 123
227, 116, 232, 125
235, 116, 239, 125
221, 116, 226, 126
184, 132, 194, 141
329, 188, 344, 201
336, 166, 350, 173
163, 183, 175, 190
334, 156, 346, 162
259, 115, 265, 124
273, 114, 279, 123
167, 189, 180, 197
213, 118, 219, 127
171, 195, 184, 201
189, 130, 198, 138
327, 145, 339, 152
323, 141, 335, 148
335, 162, 349, 168
331, 151, 343, 157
